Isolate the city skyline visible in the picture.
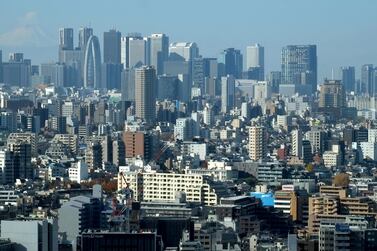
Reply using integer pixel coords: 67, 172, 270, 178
1, 0, 377, 80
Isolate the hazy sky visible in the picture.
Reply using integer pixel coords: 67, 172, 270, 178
1, 0, 376, 80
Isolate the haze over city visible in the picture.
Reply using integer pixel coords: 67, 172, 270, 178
1, 0, 377, 79
1, 1, 377, 251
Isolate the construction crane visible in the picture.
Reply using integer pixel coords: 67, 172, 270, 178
151, 133, 179, 164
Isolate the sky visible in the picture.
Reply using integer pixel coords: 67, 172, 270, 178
0, 0, 376, 80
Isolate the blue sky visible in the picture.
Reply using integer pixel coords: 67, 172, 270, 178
1, 0, 376, 80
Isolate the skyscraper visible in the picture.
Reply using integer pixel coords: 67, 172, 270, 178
246, 43, 264, 80
218, 48, 243, 78
121, 34, 147, 69
103, 29, 121, 64
59, 28, 74, 51
221, 75, 235, 113
319, 80, 346, 109
149, 33, 169, 75
340, 66, 355, 92
281, 45, 317, 92
249, 126, 267, 161
169, 42, 199, 61
361, 64, 375, 96
135, 66, 156, 123
78, 27, 93, 50
84, 35, 102, 88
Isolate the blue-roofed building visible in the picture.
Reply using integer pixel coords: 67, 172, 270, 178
250, 192, 275, 207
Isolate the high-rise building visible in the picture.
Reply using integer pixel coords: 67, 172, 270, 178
148, 33, 169, 75
169, 42, 199, 61
340, 66, 355, 92
249, 126, 267, 161
291, 129, 302, 158
246, 43, 264, 80
221, 75, 235, 113
103, 29, 121, 64
135, 66, 156, 123
78, 27, 93, 50
318, 80, 346, 118
281, 45, 317, 92
218, 48, 243, 78
59, 28, 74, 51
121, 34, 147, 69
361, 64, 375, 96
83, 35, 102, 88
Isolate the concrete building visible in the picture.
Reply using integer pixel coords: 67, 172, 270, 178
68, 160, 88, 183
221, 75, 235, 113
118, 172, 231, 206
1, 218, 58, 251
246, 43, 264, 80
248, 126, 267, 161
274, 185, 308, 223
291, 129, 302, 157
58, 195, 102, 247
135, 66, 156, 123
122, 131, 154, 161
181, 141, 207, 161
169, 42, 199, 61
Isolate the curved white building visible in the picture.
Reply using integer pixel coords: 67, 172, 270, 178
84, 35, 101, 88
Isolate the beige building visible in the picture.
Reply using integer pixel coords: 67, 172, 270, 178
248, 126, 267, 161
118, 171, 226, 206
135, 66, 156, 124
52, 134, 78, 155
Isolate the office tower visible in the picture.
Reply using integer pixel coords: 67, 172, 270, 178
40, 63, 65, 86
135, 66, 157, 123
169, 42, 199, 61
112, 138, 125, 166
249, 126, 267, 161
157, 75, 178, 100
83, 35, 102, 88
192, 57, 205, 88
103, 29, 121, 64
121, 68, 135, 101
149, 33, 169, 75
221, 75, 235, 113
291, 129, 302, 157
203, 58, 218, 78
102, 62, 122, 89
59, 28, 74, 51
318, 80, 346, 118
2, 54, 31, 87
121, 33, 148, 69
78, 27, 93, 50
246, 43, 264, 80
281, 45, 317, 91
268, 71, 282, 93
218, 48, 243, 78
177, 74, 191, 103
340, 66, 355, 92
319, 80, 346, 109
361, 64, 375, 96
